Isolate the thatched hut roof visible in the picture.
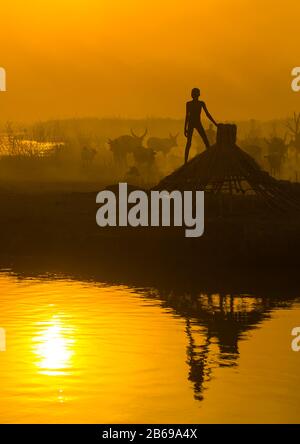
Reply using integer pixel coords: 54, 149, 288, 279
154, 124, 300, 211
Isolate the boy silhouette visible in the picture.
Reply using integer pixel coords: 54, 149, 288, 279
184, 88, 218, 163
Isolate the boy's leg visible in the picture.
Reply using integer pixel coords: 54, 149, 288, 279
196, 124, 210, 149
185, 127, 193, 163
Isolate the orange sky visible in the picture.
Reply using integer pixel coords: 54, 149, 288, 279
0, 0, 300, 122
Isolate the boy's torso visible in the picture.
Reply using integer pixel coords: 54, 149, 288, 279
187, 100, 204, 125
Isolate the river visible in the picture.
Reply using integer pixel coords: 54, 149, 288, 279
0, 270, 299, 423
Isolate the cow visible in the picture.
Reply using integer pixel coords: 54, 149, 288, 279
124, 166, 141, 186
264, 136, 288, 177
286, 112, 300, 159
81, 146, 97, 167
265, 154, 284, 177
132, 146, 156, 166
132, 146, 158, 184
108, 129, 148, 171
147, 133, 179, 155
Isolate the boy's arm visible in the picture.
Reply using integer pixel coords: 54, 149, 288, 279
184, 103, 189, 136
202, 102, 218, 127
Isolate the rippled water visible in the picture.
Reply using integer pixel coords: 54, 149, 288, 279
0, 271, 300, 423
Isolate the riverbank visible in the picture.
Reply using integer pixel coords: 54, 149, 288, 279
0, 185, 300, 270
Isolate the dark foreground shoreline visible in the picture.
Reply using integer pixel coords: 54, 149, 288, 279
0, 186, 300, 295
1, 188, 299, 264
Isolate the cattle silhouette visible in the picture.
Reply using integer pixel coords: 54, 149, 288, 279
264, 136, 288, 177
108, 129, 147, 171
147, 133, 179, 155
81, 146, 97, 167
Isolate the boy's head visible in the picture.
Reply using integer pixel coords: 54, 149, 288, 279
191, 88, 200, 99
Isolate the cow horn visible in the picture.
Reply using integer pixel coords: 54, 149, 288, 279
141, 128, 148, 139
131, 128, 148, 139
130, 129, 138, 138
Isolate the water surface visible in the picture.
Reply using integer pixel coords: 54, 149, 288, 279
0, 272, 300, 423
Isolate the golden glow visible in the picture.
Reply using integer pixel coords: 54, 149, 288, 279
33, 316, 75, 376
0, 1, 300, 121
1, 274, 300, 423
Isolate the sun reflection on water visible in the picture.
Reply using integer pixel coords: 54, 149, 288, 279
1, 273, 300, 424
33, 315, 75, 376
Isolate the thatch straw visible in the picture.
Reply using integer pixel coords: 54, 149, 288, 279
154, 124, 300, 212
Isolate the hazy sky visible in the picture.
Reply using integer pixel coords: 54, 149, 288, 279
1, 0, 300, 121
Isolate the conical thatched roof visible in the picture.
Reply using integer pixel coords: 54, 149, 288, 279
154, 124, 300, 211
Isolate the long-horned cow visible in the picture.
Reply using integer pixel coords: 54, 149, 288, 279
108, 129, 148, 170
132, 146, 156, 167
81, 146, 97, 167
147, 133, 179, 155
132, 146, 158, 184
286, 112, 300, 159
264, 136, 288, 177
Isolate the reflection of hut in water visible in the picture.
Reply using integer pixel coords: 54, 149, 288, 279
145, 289, 293, 401
155, 124, 300, 212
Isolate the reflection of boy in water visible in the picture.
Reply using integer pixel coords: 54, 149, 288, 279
184, 88, 218, 164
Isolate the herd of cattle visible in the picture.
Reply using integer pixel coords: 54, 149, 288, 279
80, 113, 300, 181
80, 131, 299, 179
80, 129, 180, 183
243, 134, 300, 178
107, 129, 179, 171
243, 112, 300, 178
